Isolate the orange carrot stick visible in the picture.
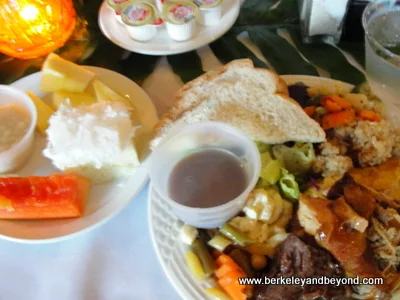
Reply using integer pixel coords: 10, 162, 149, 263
321, 109, 356, 130
304, 106, 316, 117
358, 109, 381, 122
321, 95, 352, 112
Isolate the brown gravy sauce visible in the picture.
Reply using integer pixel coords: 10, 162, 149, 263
168, 149, 247, 208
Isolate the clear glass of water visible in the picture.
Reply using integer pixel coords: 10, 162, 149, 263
363, 0, 400, 116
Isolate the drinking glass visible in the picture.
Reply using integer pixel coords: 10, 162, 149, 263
363, 0, 400, 118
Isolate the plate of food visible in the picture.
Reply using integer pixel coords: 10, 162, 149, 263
148, 59, 400, 299
0, 53, 158, 243
98, 0, 240, 56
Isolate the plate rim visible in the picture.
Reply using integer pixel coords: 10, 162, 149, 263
147, 75, 356, 299
98, 0, 241, 56
2, 66, 158, 244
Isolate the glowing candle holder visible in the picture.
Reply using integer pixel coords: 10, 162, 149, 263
0, 0, 76, 59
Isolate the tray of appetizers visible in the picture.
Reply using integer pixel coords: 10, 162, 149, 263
98, 0, 240, 55
0, 53, 158, 243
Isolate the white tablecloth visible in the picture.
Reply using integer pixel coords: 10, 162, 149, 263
0, 185, 181, 300
0, 30, 363, 299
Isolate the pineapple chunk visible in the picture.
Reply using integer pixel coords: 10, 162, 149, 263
40, 53, 95, 93
52, 91, 97, 109
92, 79, 132, 108
26, 91, 54, 136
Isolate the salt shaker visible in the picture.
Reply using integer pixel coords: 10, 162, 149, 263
299, 0, 352, 43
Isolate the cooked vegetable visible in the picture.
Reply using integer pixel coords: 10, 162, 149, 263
185, 251, 205, 281
240, 243, 275, 256
279, 169, 300, 202
242, 188, 284, 224
270, 200, 293, 228
192, 239, 216, 277
250, 254, 268, 271
229, 217, 270, 244
266, 233, 289, 249
272, 142, 315, 175
206, 288, 231, 300
180, 224, 199, 245
304, 106, 316, 117
321, 109, 355, 130
230, 249, 255, 277
215, 254, 248, 300
0, 174, 90, 219
320, 95, 352, 112
26, 91, 54, 136
358, 109, 381, 122
260, 159, 281, 186
220, 223, 255, 247
288, 83, 309, 107
255, 142, 271, 153
208, 235, 232, 252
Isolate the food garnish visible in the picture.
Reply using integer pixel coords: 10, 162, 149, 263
0, 174, 90, 219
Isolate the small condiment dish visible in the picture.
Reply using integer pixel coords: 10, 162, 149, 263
107, 0, 130, 24
163, 1, 199, 41
149, 121, 261, 229
193, 0, 223, 26
121, 1, 159, 42
0, 85, 37, 174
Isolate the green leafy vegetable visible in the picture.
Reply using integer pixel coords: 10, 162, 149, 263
279, 168, 300, 202
272, 142, 315, 175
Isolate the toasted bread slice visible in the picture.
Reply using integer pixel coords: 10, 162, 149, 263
150, 59, 325, 149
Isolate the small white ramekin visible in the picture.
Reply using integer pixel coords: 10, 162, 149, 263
0, 85, 37, 174
149, 121, 261, 229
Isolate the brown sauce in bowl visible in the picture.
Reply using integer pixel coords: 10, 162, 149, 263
168, 149, 247, 208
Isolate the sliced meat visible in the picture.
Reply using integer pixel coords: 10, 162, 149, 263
298, 195, 382, 281
253, 234, 349, 300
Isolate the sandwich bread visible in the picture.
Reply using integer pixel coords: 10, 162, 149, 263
150, 59, 325, 149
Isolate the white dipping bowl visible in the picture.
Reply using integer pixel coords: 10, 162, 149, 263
149, 121, 261, 229
0, 85, 37, 174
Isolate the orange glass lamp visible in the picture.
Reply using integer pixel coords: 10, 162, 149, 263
0, 0, 76, 59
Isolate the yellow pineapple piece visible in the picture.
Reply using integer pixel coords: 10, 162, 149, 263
92, 79, 132, 108
26, 91, 54, 136
52, 91, 97, 109
40, 53, 95, 93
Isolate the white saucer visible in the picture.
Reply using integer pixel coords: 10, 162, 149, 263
98, 0, 240, 56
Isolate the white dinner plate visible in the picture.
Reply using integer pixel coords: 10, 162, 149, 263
148, 75, 354, 300
98, 0, 240, 56
1, 66, 158, 244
